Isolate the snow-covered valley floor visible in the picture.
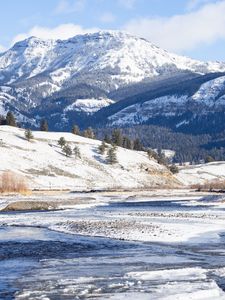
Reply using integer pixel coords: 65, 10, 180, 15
1, 191, 225, 299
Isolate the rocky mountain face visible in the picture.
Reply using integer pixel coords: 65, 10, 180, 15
0, 30, 225, 134
99, 72, 225, 135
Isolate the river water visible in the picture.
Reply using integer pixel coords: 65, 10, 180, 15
1, 196, 225, 299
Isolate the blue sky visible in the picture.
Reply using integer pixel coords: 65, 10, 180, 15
0, 0, 225, 61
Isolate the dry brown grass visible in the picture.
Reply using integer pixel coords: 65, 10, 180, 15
191, 180, 225, 192
0, 171, 29, 194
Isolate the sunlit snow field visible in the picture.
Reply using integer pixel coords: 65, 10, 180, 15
1, 193, 225, 299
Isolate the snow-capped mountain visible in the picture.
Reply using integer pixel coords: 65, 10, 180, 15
1, 31, 225, 87
0, 30, 225, 131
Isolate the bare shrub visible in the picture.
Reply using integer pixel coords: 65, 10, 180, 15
0, 171, 29, 194
191, 180, 225, 192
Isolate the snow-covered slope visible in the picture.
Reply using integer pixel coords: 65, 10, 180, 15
0, 126, 179, 190
177, 162, 225, 186
64, 98, 115, 114
192, 76, 225, 106
0, 30, 225, 130
108, 95, 189, 126
107, 73, 225, 128
1, 31, 224, 89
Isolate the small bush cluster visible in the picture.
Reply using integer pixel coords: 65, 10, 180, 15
58, 137, 81, 159
0, 171, 29, 193
25, 129, 34, 141
98, 141, 108, 155
147, 149, 179, 173
169, 165, 179, 174
98, 141, 118, 164
106, 145, 118, 164
192, 180, 225, 191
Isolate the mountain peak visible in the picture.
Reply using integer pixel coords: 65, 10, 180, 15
0, 30, 225, 135
12, 36, 46, 48
1, 30, 225, 82
11, 30, 142, 49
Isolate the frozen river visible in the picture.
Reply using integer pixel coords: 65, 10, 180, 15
1, 194, 225, 299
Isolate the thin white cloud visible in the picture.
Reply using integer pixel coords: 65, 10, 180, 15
100, 12, 116, 23
118, 0, 136, 9
124, 1, 225, 53
186, 0, 214, 10
54, 0, 86, 14
11, 23, 99, 45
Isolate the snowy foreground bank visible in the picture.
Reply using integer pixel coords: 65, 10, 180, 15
1, 191, 225, 299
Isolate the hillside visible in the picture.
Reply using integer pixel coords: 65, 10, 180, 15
93, 72, 225, 137
0, 30, 225, 131
177, 162, 225, 186
0, 126, 179, 190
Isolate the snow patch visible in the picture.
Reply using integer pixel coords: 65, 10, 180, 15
64, 98, 115, 114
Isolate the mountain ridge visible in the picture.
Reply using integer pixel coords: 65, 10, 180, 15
0, 30, 225, 142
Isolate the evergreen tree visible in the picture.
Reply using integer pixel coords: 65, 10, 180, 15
73, 145, 81, 159
147, 149, 159, 161
87, 127, 95, 139
133, 138, 143, 151
0, 115, 6, 125
205, 155, 215, 163
107, 145, 118, 164
169, 164, 179, 174
24, 129, 34, 141
83, 127, 95, 139
98, 141, 107, 155
122, 136, 132, 149
157, 149, 167, 166
6, 111, 16, 127
58, 137, 66, 148
63, 144, 72, 157
72, 125, 80, 135
40, 119, 48, 131
104, 134, 111, 144
111, 129, 123, 146
83, 130, 88, 138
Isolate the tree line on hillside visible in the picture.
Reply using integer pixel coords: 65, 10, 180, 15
57, 136, 118, 165
0, 112, 17, 127
0, 112, 175, 169
96, 125, 225, 164
0, 112, 119, 165
0, 112, 95, 138
0, 112, 48, 130
1, 111, 222, 166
